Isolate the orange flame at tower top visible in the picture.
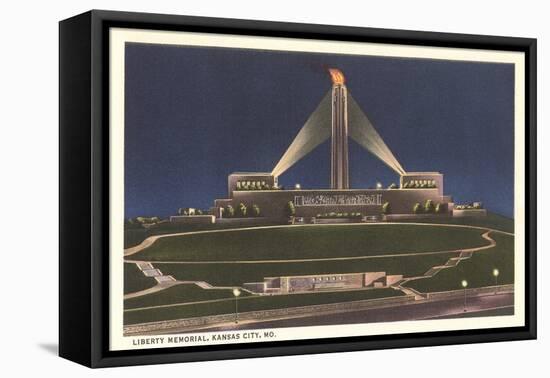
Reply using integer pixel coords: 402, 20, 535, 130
328, 68, 345, 85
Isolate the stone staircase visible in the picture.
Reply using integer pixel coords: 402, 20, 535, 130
392, 250, 475, 299
136, 261, 176, 283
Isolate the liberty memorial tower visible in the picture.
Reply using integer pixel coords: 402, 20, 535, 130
329, 69, 350, 189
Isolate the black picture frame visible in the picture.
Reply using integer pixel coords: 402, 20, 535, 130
59, 9, 537, 368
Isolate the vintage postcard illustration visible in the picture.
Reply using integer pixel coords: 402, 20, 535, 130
109, 29, 525, 351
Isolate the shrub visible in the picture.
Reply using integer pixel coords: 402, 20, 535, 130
135, 216, 159, 224
125, 218, 144, 229
413, 203, 422, 214
388, 183, 397, 189
224, 205, 235, 218
316, 212, 363, 219
237, 203, 247, 217
424, 199, 435, 213
435, 203, 447, 213
382, 202, 390, 214
252, 204, 260, 217
285, 201, 295, 217
455, 203, 481, 210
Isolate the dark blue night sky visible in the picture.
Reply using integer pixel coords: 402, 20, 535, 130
124, 43, 515, 219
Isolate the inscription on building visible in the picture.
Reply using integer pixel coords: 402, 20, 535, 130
294, 194, 382, 207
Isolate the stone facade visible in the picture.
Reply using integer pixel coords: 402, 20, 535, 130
169, 215, 215, 224
244, 272, 404, 294
214, 171, 452, 220
452, 209, 487, 217
400, 172, 444, 196
331, 83, 350, 189
219, 188, 450, 219
227, 172, 277, 197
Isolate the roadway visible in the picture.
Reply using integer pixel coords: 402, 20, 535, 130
148, 292, 514, 334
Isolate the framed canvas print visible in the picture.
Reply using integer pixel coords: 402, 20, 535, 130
59, 10, 537, 368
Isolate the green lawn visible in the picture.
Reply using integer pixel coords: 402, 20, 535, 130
124, 288, 403, 324
397, 212, 514, 234
155, 252, 456, 287
125, 228, 151, 249
122, 222, 514, 326
124, 263, 157, 295
130, 224, 487, 262
124, 218, 280, 248
125, 284, 251, 309
406, 233, 514, 293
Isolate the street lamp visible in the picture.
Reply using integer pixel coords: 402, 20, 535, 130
376, 182, 383, 189
294, 183, 301, 190
493, 268, 500, 295
232, 288, 241, 324
461, 280, 468, 312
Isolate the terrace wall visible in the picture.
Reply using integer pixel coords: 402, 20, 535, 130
223, 188, 451, 220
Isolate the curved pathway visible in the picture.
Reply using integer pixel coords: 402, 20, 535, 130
124, 222, 512, 258
393, 230, 499, 297
123, 223, 512, 299
124, 281, 179, 300
126, 249, 467, 265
